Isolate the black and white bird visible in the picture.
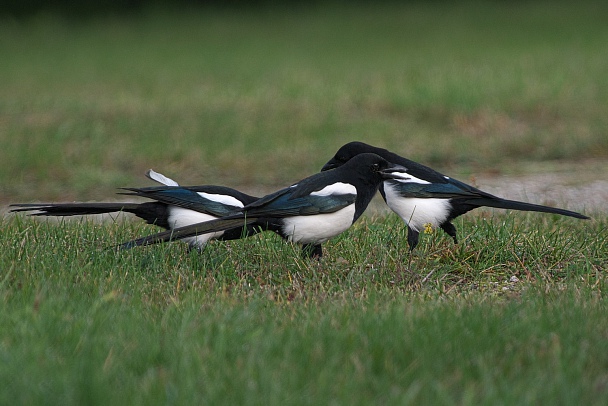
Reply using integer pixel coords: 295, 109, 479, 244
10, 169, 261, 251
322, 141, 589, 250
118, 153, 408, 258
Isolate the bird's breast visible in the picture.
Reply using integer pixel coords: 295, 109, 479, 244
281, 205, 356, 244
383, 183, 451, 232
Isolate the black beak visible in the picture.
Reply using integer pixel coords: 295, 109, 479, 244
379, 163, 408, 180
321, 159, 340, 172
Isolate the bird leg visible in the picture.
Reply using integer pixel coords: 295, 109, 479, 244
439, 222, 458, 244
301, 243, 323, 260
407, 227, 420, 250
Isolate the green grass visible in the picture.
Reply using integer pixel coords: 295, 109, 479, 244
2, 213, 607, 405
1, 1, 608, 201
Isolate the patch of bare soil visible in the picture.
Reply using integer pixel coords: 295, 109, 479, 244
473, 159, 608, 214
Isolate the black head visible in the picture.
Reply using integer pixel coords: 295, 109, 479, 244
323, 152, 406, 222
322, 141, 392, 171
337, 152, 407, 183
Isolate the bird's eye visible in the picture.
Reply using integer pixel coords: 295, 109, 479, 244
371, 163, 380, 171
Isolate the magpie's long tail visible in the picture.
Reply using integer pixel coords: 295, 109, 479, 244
469, 198, 589, 220
10, 202, 143, 216
9, 202, 170, 227
117, 216, 257, 250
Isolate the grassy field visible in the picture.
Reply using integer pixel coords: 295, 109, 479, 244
1, 214, 607, 405
2, 1, 608, 404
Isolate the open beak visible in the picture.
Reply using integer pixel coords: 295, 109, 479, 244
379, 163, 408, 180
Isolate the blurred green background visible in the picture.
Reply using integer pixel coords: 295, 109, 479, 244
2, 0, 607, 203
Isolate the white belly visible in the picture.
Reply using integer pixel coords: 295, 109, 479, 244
167, 207, 225, 248
383, 183, 451, 232
281, 205, 356, 244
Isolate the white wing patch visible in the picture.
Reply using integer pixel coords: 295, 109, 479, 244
310, 182, 357, 197
383, 182, 450, 232
391, 173, 431, 185
146, 169, 180, 186
146, 169, 244, 207
197, 192, 244, 208
281, 205, 356, 244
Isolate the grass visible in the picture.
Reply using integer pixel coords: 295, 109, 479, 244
1, 213, 607, 405
1, 1, 608, 201
1, 1, 608, 404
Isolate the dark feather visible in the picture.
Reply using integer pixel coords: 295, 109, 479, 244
10, 202, 171, 228
118, 216, 257, 249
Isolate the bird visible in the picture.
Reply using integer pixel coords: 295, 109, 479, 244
322, 141, 590, 250
117, 153, 408, 259
10, 169, 262, 251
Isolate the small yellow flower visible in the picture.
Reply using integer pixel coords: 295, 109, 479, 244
423, 223, 434, 234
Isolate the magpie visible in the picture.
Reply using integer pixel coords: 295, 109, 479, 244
117, 153, 408, 258
10, 169, 261, 251
322, 141, 590, 250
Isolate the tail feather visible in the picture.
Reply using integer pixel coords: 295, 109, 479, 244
146, 169, 179, 186
118, 216, 255, 249
9, 202, 143, 217
468, 198, 589, 220
10, 202, 171, 228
